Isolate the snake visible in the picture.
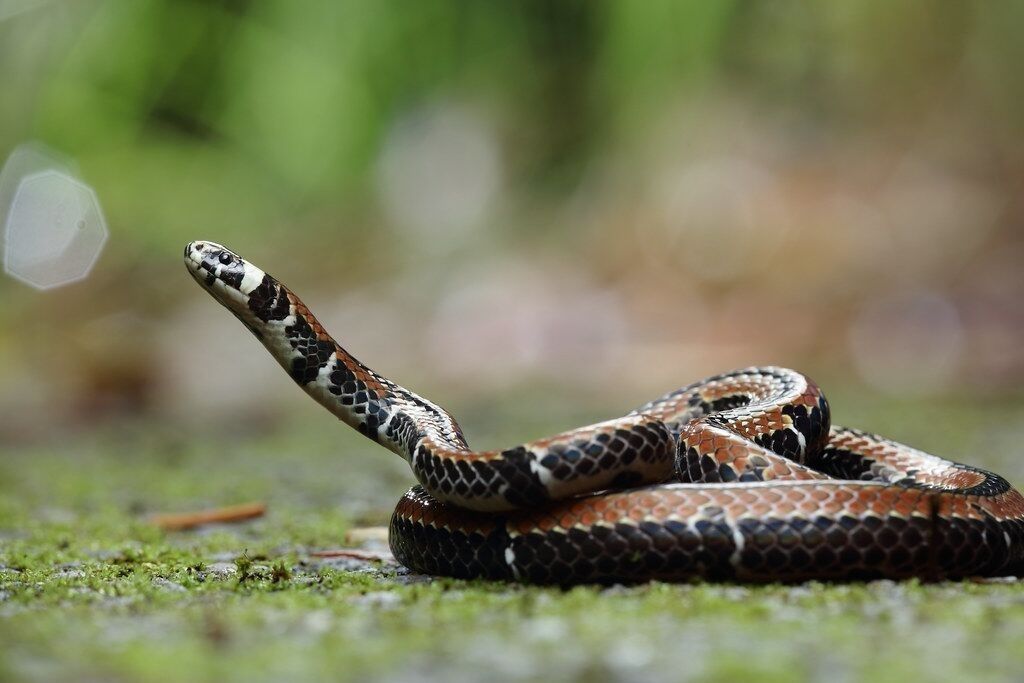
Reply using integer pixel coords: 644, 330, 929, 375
185, 240, 1024, 583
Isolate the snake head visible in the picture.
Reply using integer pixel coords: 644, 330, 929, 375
182, 239, 274, 317
184, 241, 259, 292
184, 241, 282, 337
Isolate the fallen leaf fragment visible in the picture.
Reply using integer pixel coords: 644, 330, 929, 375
308, 548, 394, 562
149, 502, 267, 531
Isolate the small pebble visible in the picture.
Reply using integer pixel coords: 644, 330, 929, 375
205, 562, 238, 578
390, 567, 434, 585
152, 578, 187, 592
53, 569, 86, 580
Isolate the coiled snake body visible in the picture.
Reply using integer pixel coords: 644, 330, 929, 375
186, 241, 1024, 583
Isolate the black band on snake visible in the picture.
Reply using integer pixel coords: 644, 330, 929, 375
185, 241, 1024, 583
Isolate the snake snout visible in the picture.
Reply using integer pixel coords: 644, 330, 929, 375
184, 241, 205, 259
184, 241, 214, 272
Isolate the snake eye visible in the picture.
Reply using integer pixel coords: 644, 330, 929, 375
218, 252, 233, 265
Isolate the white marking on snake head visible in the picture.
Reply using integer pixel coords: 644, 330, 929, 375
240, 261, 267, 296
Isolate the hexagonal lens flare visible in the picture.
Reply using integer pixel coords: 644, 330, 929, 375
0, 142, 108, 290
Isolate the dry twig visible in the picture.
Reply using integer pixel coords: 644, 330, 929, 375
150, 502, 267, 531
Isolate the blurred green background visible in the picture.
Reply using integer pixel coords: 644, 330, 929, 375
2, 0, 1023, 459
4, 4, 1024, 683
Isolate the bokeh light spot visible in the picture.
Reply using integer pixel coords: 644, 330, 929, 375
880, 159, 1001, 278
1, 149, 108, 290
376, 103, 501, 247
848, 291, 965, 396
644, 157, 790, 284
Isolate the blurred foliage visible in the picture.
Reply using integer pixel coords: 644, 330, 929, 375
2, 1, 1024, 436
3, 1, 1022, 249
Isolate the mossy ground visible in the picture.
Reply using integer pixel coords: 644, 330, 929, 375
2, 392, 1024, 683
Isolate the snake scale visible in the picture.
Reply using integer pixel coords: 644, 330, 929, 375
186, 241, 1024, 583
